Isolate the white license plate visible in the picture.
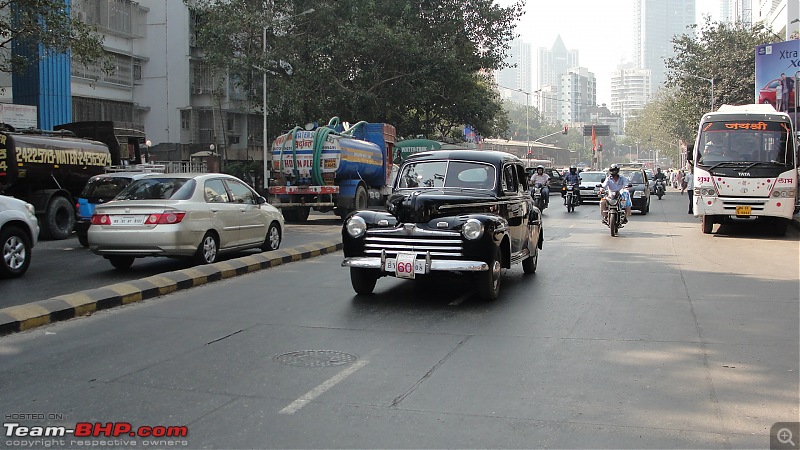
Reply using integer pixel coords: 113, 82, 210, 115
384, 253, 427, 279
110, 215, 146, 226
581, 190, 594, 195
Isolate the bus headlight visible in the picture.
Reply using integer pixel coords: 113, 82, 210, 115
772, 188, 795, 198
699, 187, 717, 196
462, 219, 484, 240
345, 216, 367, 238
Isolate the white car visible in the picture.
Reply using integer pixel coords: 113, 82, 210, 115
0, 195, 40, 278
89, 173, 284, 270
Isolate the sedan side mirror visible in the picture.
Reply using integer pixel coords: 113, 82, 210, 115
257, 196, 267, 205
627, 183, 633, 188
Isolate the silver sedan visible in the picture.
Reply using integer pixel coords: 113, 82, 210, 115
577, 171, 606, 203
89, 173, 284, 270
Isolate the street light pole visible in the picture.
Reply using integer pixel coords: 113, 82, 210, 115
684, 73, 715, 111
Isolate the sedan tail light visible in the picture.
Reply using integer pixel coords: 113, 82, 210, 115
91, 214, 110, 225
147, 212, 187, 224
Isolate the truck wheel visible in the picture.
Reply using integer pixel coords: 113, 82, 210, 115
355, 185, 368, 211
107, 256, 134, 270
350, 267, 379, 295
0, 226, 32, 278
283, 207, 310, 223
41, 196, 75, 240
478, 246, 502, 301
701, 215, 714, 234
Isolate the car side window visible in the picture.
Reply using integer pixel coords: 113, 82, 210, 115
503, 164, 517, 193
225, 179, 256, 204
515, 165, 528, 191
204, 179, 228, 203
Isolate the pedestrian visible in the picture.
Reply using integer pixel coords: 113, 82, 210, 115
780, 73, 794, 112
685, 166, 694, 214
680, 169, 687, 195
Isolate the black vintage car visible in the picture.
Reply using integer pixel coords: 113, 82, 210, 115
341, 150, 543, 301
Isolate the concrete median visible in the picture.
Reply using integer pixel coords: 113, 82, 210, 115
0, 240, 343, 336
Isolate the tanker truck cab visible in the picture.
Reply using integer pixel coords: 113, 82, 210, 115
690, 104, 797, 235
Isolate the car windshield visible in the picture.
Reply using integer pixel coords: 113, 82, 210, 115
116, 178, 196, 200
696, 120, 795, 166
621, 170, 644, 184
580, 172, 605, 183
81, 177, 132, 200
397, 160, 496, 189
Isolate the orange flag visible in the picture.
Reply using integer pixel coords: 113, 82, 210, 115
591, 125, 597, 150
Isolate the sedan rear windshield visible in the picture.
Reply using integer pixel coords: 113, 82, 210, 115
81, 177, 132, 200
397, 161, 496, 190
116, 178, 196, 200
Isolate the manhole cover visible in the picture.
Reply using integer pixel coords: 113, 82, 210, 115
274, 350, 358, 367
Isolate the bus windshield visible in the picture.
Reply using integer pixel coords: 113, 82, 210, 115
696, 120, 795, 167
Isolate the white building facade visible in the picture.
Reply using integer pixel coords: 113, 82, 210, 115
634, 0, 696, 91
558, 67, 596, 124
610, 64, 651, 131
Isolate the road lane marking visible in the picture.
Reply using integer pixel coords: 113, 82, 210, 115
279, 359, 369, 414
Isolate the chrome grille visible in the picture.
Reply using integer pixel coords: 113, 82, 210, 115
719, 198, 767, 211
364, 229, 464, 258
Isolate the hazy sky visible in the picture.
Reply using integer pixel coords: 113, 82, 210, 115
502, 0, 721, 104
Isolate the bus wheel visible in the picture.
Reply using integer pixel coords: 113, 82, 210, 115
701, 215, 714, 234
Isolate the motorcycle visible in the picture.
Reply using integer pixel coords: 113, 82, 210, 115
532, 183, 547, 211
601, 187, 627, 237
654, 179, 665, 200
563, 183, 579, 212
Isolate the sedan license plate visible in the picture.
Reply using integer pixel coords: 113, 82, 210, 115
384, 253, 426, 279
735, 205, 751, 216
110, 215, 146, 226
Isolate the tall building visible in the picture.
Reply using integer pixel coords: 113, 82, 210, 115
755, 0, 800, 39
497, 40, 533, 104
536, 36, 579, 90
633, 0, 695, 91
610, 64, 651, 130
722, 0, 753, 24
558, 67, 596, 124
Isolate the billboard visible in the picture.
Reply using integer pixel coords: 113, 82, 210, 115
754, 40, 800, 111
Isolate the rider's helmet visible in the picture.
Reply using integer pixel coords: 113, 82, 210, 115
536, 165, 544, 173
609, 164, 620, 175
569, 165, 577, 174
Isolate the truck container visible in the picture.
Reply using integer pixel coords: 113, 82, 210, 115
268, 119, 396, 222
0, 127, 112, 239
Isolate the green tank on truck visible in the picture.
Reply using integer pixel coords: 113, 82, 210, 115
0, 129, 111, 239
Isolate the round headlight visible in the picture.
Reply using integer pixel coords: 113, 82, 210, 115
462, 219, 484, 240
345, 216, 367, 238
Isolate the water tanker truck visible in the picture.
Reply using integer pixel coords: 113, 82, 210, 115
268, 118, 396, 222
0, 127, 111, 239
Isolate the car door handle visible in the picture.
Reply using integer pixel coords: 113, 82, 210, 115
210, 208, 219, 213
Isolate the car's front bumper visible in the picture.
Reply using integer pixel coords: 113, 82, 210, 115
342, 255, 488, 272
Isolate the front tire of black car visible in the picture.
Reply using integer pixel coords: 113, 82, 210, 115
478, 246, 502, 301
350, 267, 379, 295
522, 244, 538, 274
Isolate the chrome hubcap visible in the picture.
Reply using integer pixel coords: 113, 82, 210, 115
3, 236, 25, 270
268, 227, 280, 249
203, 237, 217, 262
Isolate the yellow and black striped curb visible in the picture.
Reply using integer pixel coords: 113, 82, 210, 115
0, 240, 343, 337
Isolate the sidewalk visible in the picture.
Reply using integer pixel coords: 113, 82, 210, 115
0, 240, 342, 336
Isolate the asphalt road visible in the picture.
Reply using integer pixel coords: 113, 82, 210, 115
0, 213, 342, 308
1, 192, 798, 449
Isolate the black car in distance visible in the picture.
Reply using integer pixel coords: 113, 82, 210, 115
342, 150, 544, 301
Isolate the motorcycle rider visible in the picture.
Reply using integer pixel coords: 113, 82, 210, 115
562, 165, 581, 205
653, 167, 667, 191
529, 165, 550, 207
600, 164, 632, 224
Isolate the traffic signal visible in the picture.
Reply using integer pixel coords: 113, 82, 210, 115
598, 143, 603, 152
562, 126, 568, 135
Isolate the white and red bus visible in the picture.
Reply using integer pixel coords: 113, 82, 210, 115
690, 104, 797, 235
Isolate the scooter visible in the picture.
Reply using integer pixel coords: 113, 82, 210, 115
654, 179, 665, 200
532, 183, 547, 211
563, 183, 579, 212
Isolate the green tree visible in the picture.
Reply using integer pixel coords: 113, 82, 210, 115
186, 0, 522, 141
663, 18, 777, 143
0, 0, 109, 74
